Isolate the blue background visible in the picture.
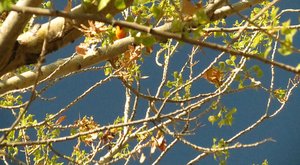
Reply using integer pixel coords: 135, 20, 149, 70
1, 0, 300, 164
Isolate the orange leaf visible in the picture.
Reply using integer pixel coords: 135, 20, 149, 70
76, 43, 88, 55
158, 139, 167, 151
181, 0, 202, 16
55, 116, 66, 125
156, 135, 167, 151
202, 67, 223, 86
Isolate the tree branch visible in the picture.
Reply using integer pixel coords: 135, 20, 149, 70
0, 0, 43, 73
0, 0, 133, 76
0, 37, 135, 94
7, 2, 299, 74
0, 0, 268, 77
210, 0, 267, 21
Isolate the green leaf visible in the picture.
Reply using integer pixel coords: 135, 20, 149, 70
106, 13, 113, 19
278, 45, 293, 56
163, 91, 170, 98
166, 80, 174, 88
51, 129, 60, 138
270, 7, 279, 20
238, 81, 244, 89
150, 5, 163, 20
228, 108, 237, 115
225, 59, 235, 66
211, 101, 218, 110
286, 29, 297, 42
230, 55, 236, 62
214, 32, 223, 38
193, 9, 209, 24
8, 146, 18, 157
273, 89, 286, 102
104, 67, 112, 76
0, 0, 15, 12
218, 61, 225, 70
104, 62, 112, 76
133, 0, 151, 4
142, 36, 156, 47
262, 159, 269, 165
133, 0, 150, 4
171, 19, 184, 32
98, 0, 110, 11
114, 0, 126, 10
252, 65, 263, 78
70, 128, 77, 135
126, 15, 134, 22
208, 115, 218, 124
281, 20, 291, 35
278, 19, 296, 56
44, 1, 52, 8
173, 71, 179, 79
264, 46, 272, 58
296, 63, 300, 70
251, 34, 262, 48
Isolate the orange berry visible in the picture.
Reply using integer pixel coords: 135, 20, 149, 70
115, 25, 126, 39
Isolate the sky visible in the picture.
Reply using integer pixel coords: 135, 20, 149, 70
1, 0, 300, 164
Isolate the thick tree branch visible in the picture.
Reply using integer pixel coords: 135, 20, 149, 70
0, 8, 298, 94
0, 0, 133, 77
0, 0, 267, 77
7, 2, 300, 72
0, 0, 43, 72
0, 37, 135, 94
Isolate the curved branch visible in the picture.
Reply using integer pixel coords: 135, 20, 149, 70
1, 22, 298, 94
1, 0, 267, 77
0, 0, 133, 76
8, 4, 300, 73
0, 37, 135, 94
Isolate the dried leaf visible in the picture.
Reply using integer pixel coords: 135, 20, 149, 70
154, 130, 167, 151
64, 0, 72, 12
181, 0, 202, 16
77, 21, 107, 38
150, 141, 156, 154
156, 135, 167, 151
76, 43, 88, 55
55, 116, 66, 125
139, 152, 146, 163
75, 116, 100, 145
158, 139, 167, 151
150, 137, 157, 154
146, 46, 153, 54
202, 67, 223, 86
